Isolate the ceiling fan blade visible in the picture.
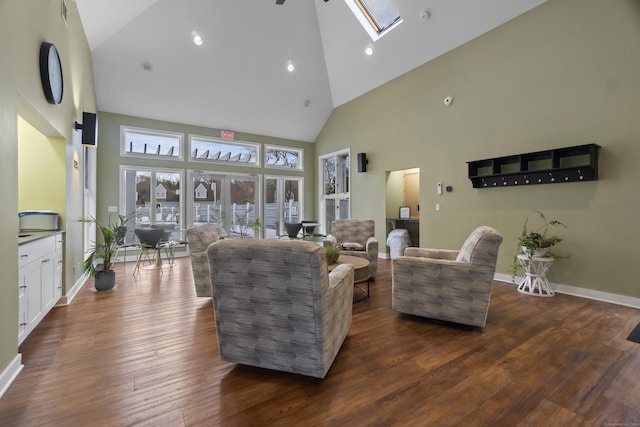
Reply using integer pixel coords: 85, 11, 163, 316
276, 0, 285, 4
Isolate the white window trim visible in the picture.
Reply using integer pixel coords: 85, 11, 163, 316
319, 148, 351, 232
344, 0, 402, 41
264, 144, 304, 171
264, 175, 304, 237
189, 134, 261, 168
118, 164, 185, 227
120, 125, 184, 160
186, 170, 263, 232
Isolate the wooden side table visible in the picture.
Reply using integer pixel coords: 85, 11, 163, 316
517, 254, 555, 297
329, 255, 370, 303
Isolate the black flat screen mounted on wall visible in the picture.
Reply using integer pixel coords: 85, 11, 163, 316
75, 112, 98, 147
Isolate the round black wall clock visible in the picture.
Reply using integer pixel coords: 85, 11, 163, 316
39, 42, 64, 105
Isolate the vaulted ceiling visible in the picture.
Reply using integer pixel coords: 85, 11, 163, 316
76, 0, 547, 142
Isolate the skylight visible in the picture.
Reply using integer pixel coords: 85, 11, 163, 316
345, 0, 402, 41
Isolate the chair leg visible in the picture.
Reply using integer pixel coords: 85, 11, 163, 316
134, 247, 151, 275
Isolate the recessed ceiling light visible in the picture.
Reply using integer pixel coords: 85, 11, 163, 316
365, 46, 373, 56
287, 61, 295, 72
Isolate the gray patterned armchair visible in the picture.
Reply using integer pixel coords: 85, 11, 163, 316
392, 226, 503, 327
186, 224, 227, 297
331, 218, 378, 280
207, 239, 354, 378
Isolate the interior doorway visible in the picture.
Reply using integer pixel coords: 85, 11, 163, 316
385, 168, 420, 247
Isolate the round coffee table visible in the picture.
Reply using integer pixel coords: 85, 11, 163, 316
329, 255, 370, 303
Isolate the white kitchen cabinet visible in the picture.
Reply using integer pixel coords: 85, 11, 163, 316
18, 233, 64, 346
54, 234, 64, 302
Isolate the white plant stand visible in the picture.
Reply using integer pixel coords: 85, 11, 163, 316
517, 254, 555, 297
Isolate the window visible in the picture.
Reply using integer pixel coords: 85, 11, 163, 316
189, 135, 260, 167
265, 145, 303, 170
264, 176, 304, 238
121, 126, 183, 159
345, 0, 402, 41
187, 171, 262, 238
120, 166, 184, 242
320, 150, 350, 235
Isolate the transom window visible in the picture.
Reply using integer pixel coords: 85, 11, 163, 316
265, 145, 303, 170
345, 0, 402, 41
120, 126, 183, 159
189, 135, 260, 167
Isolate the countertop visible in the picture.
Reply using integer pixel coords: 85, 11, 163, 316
19, 230, 65, 245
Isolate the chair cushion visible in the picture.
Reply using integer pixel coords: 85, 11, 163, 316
341, 242, 364, 251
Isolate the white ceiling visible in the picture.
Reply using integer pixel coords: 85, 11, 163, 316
76, 0, 547, 142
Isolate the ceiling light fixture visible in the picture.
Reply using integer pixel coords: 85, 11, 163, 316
142, 62, 153, 71
287, 61, 295, 72
365, 46, 373, 56
191, 31, 204, 46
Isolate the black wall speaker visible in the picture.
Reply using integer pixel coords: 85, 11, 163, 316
357, 152, 368, 173
75, 112, 98, 147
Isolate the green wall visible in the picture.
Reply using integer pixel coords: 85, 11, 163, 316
316, 0, 640, 298
95, 112, 316, 228
18, 117, 67, 221
0, 0, 96, 381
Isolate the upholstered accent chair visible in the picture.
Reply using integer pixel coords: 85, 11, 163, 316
186, 224, 227, 297
207, 239, 354, 378
331, 218, 379, 280
392, 226, 503, 328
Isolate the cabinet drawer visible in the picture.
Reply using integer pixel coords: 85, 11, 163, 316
19, 236, 55, 268
55, 234, 64, 250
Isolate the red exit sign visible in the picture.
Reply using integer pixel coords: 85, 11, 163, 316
221, 130, 234, 140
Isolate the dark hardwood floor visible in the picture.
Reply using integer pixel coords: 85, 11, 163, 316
1, 258, 639, 426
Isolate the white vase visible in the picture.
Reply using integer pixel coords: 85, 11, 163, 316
522, 246, 549, 257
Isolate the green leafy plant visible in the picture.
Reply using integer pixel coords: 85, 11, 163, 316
325, 244, 341, 265
232, 207, 262, 238
512, 211, 566, 279
79, 214, 129, 275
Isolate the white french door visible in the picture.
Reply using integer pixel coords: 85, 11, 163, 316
319, 149, 350, 236
120, 166, 184, 242
264, 176, 304, 238
186, 171, 261, 238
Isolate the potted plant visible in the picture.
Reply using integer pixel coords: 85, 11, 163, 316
79, 214, 128, 291
512, 211, 566, 278
230, 206, 262, 238
325, 244, 341, 265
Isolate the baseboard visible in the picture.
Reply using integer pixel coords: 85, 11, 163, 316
494, 273, 640, 310
0, 354, 23, 400
56, 272, 89, 306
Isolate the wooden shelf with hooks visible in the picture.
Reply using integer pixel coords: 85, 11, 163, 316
467, 144, 600, 189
